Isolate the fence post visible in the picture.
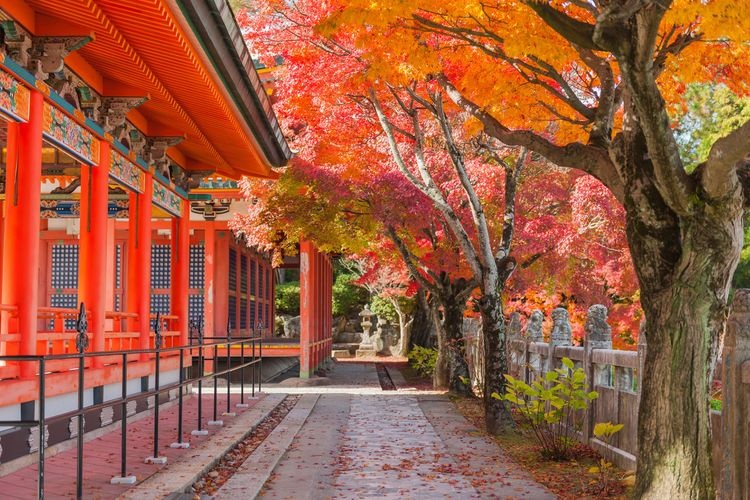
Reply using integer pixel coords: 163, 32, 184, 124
525, 310, 543, 383
548, 307, 572, 373
110, 353, 136, 484
720, 290, 750, 498
507, 312, 521, 377
583, 305, 612, 444
75, 303, 88, 500
146, 313, 167, 464
192, 318, 208, 436
223, 323, 236, 417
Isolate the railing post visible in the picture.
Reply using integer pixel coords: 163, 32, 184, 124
208, 330, 223, 427
237, 334, 248, 408
192, 318, 208, 436
548, 308, 572, 373
38, 358, 45, 500
583, 305, 612, 444
258, 321, 263, 394
145, 313, 167, 464
75, 303, 88, 500
222, 323, 235, 417
170, 348, 189, 449
111, 353, 135, 484
251, 332, 256, 398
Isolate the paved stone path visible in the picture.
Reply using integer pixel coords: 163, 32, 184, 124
241, 363, 554, 499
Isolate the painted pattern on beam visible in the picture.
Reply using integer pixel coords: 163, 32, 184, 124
42, 102, 99, 165
110, 150, 145, 193
0, 67, 30, 122
152, 179, 182, 217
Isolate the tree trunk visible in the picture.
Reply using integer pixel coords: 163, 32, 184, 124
478, 291, 514, 434
411, 288, 435, 348
392, 300, 414, 358
620, 138, 744, 497
430, 297, 449, 389
444, 295, 471, 395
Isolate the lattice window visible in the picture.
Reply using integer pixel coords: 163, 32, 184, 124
189, 244, 204, 289
266, 303, 271, 330
50, 293, 78, 329
240, 297, 247, 329
189, 294, 204, 325
249, 299, 256, 329
250, 260, 257, 295
228, 248, 237, 291
150, 244, 171, 289
150, 293, 170, 329
240, 255, 248, 293
258, 299, 264, 328
51, 244, 78, 289
258, 264, 264, 300
228, 295, 237, 331
115, 245, 122, 289
265, 267, 271, 299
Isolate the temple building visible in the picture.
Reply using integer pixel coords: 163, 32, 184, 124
0, 0, 333, 469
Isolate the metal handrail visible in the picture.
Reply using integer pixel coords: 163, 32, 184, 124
0, 304, 264, 500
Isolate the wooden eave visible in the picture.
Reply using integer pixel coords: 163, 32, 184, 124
4, 0, 290, 179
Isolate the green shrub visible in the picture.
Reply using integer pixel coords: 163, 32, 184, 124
493, 358, 599, 460
371, 295, 397, 323
408, 345, 438, 378
332, 273, 368, 317
276, 281, 301, 315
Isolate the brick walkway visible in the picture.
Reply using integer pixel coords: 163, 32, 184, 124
0, 389, 263, 499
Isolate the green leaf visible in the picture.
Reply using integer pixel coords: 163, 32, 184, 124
562, 357, 574, 370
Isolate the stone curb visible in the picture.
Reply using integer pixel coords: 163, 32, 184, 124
213, 393, 320, 499
117, 393, 287, 500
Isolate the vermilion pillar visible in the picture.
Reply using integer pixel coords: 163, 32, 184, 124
2, 90, 43, 377
299, 241, 314, 378
79, 140, 111, 360
203, 225, 215, 338
136, 174, 153, 356
171, 200, 189, 345
126, 191, 138, 333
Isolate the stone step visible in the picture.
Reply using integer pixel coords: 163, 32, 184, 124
332, 349, 353, 359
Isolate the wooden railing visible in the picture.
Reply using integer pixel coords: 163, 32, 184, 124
0, 306, 186, 380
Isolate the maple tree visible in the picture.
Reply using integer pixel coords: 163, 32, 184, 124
315, 0, 750, 496
236, 0, 641, 416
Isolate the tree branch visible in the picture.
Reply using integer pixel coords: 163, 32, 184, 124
702, 119, 750, 200
437, 74, 625, 203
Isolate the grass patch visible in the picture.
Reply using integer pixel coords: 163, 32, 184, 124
451, 394, 634, 499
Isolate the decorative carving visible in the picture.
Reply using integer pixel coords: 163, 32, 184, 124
126, 400, 137, 417
3, 21, 31, 68
0, 67, 31, 122
584, 305, 612, 348
98, 97, 148, 135
42, 102, 100, 165
100, 406, 114, 427
144, 136, 184, 179
525, 310, 544, 342
507, 312, 522, 339
190, 199, 232, 221
28, 36, 92, 80
76, 86, 100, 121
75, 302, 89, 353
110, 150, 145, 193
28, 425, 49, 453
68, 415, 85, 437
550, 308, 572, 347
49, 78, 80, 109
152, 179, 183, 217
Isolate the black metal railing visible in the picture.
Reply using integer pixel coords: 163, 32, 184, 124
0, 304, 265, 500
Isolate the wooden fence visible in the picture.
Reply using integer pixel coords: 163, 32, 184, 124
464, 292, 750, 496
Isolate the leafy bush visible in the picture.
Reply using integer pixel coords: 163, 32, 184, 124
276, 281, 301, 315
332, 273, 368, 317
371, 295, 397, 323
408, 345, 438, 378
494, 358, 599, 460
